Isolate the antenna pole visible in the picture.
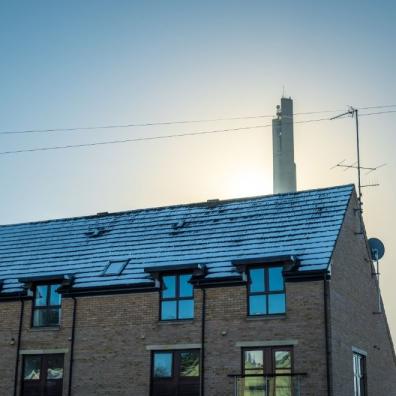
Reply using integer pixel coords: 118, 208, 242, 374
354, 108, 362, 205
375, 254, 381, 313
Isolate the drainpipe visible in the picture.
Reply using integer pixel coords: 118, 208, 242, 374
13, 297, 24, 396
68, 296, 77, 396
200, 286, 206, 396
323, 275, 332, 396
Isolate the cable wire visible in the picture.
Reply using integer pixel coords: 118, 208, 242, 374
0, 109, 395, 156
0, 117, 332, 156
0, 109, 345, 136
360, 110, 396, 117
0, 124, 272, 155
1, 105, 395, 136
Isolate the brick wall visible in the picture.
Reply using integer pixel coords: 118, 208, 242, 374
0, 280, 328, 395
330, 193, 396, 395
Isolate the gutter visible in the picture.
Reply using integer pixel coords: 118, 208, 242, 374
68, 296, 77, 396
13, 297, 24, 396
199, 283, 206, 396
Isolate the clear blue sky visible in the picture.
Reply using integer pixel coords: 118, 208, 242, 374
1, 0, 395, 337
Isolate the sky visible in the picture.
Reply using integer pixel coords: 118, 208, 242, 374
0, 1, 395, 339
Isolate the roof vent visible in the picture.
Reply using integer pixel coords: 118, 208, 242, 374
85, 226, 108, 238
206, 199, 220, 208
96, 211, 109, 216
172, 220, 186, 230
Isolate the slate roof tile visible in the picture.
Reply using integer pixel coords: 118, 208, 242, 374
0, 184, 353, 294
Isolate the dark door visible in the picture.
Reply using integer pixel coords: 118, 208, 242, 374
152, 350, 200, 396
22, 354, 64, 396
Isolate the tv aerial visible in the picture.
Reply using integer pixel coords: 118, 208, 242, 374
330, 107, 387, 211
368, 237, 385, 314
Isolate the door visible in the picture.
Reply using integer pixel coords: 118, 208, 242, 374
22, 354, 64, 396
151, 350, 200, 396
242, 347, 293, 396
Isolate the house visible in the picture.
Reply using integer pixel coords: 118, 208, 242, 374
0, 184, 395, 396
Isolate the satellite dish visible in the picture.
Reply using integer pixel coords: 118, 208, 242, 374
368, 238, 385, 261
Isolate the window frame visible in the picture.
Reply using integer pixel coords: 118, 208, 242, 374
242, 346, 294, 376
102, 259, 129, 276
159, 272, 194, 321
31, 283, 62, 328
247, 264, 286, 316
150, 349, 200, 396
21, 353, 64, 396
353, 352, 367, 396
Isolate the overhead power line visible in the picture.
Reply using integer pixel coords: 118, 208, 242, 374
358, 105, 396, 110
359, 110, 396, 117
0, 124, 272, 155
0, 108, 395, 156
0, 105, 395, 136
0, 116, 332, 156
0, 108, 375, 136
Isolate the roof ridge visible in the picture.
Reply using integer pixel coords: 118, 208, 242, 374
0, 184, 354, 228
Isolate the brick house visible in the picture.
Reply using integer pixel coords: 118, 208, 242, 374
0, 184, 395, 396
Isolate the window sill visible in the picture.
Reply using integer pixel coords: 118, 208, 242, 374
29, 326, 61, 331
246, 315, 286, 321
159, 319, 195, 325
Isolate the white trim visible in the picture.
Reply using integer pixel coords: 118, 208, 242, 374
20, 349, 68, 355
236, 340, 298, 348
146, 343, 201, 351
352, 346, 368, 356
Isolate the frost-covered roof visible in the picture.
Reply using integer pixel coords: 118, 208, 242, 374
0, 184, 353, 294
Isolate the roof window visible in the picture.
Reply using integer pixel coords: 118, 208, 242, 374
102, 259, 129, 276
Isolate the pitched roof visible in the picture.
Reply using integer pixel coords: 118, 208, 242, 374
0, 184, 354, 294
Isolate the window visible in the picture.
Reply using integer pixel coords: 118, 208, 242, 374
103, 259, 129, 276
160, 274, 194, 320
243, 347, 293, 396
248, 266, 286, 316
22, 354, 64, 396
353, 352, 367, 396
32, 284, 61, 327
152, 350, 200, 396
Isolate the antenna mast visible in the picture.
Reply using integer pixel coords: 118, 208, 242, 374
331, 107, 362, 204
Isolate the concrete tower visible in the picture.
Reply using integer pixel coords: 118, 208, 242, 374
272, 97, 297, 194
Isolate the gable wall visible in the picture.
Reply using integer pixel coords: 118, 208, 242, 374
330, 193, 396, 396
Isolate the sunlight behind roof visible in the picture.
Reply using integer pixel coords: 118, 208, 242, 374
226, 168, 271, 199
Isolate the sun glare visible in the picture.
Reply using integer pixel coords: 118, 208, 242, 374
226, 168, 272, 198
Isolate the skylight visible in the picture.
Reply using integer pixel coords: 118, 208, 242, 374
103, 259, 129, 276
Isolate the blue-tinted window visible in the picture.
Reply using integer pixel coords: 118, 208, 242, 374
153, 353, 173, 378
162, 276, 177, 298
179, 274, 193, 297
269, 267, 283, 291
35, 285, 48, 307
268, 294, 286, 314
249, 295, 267, 315
250, 268, 265, 292
160, 274, 194, 320
161, 301, 177, 320
178, 300, 194, 319
248, 266, 285, 316
103, 260, 128, 276
49, 285, 61, 305
33, 284, 61, 327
